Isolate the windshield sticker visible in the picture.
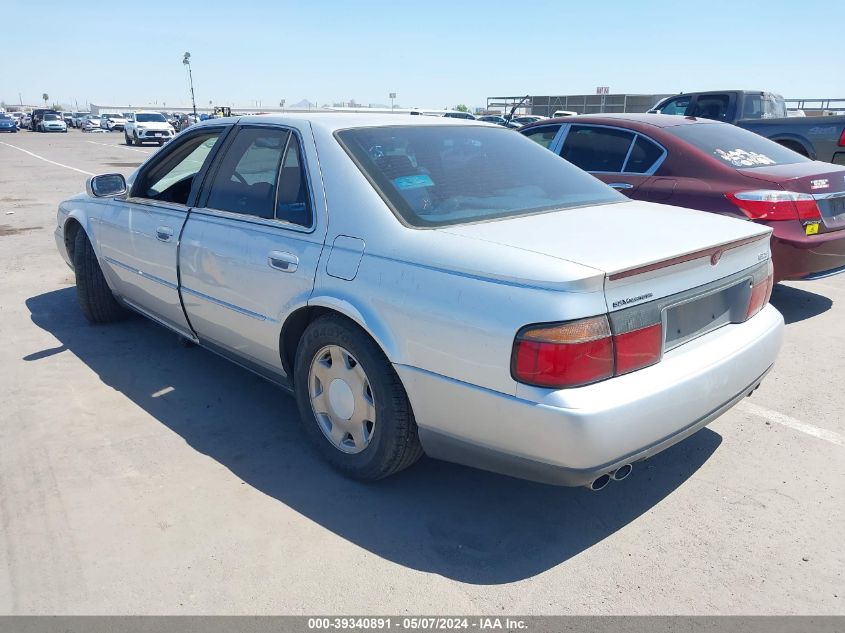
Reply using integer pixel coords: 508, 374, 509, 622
393, 174, 434, 190
713, 148, 777, 167
810, 179, 829, 190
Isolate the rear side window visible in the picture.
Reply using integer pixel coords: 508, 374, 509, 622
690, 94, 730, 121
625, 136, 664, 173
205, 127, 291, 219
560, 126, 635, 172
742, 93, 787, 119
336, 125, 623, 228
522, 125, 562, 149
667, 122, 811, 168
275, 135, 313, 227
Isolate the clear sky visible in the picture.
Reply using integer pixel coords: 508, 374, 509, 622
2, 0, 843, 110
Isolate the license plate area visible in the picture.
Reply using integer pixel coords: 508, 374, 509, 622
663, 280, 751, 351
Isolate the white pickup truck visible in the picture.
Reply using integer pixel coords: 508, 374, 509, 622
123, 111, 176, 146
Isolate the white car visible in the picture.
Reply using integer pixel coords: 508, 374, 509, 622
54, 115, 783, 489
100, 113, 127, 131
39, 113, 67, 132
72, 111, 92, 127
123, 110, 176, 146
80, 115, 103, 132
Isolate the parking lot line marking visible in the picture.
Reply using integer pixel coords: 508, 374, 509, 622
85, 140, 153, 154
740, 401, 844, 447
0, 142, 96, 176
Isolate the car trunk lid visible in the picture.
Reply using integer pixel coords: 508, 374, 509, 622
740, 162, 845, 231
441, 199, 771, 311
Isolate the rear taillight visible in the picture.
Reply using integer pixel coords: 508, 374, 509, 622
838, 128, 845, 147
512, 315, 663, 388
745, 260, 774, 320
726, 190, 821, 222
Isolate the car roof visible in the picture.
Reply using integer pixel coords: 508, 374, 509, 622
522, 112, 724, 130
193, 113, 497, 132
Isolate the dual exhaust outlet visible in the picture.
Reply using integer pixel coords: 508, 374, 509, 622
587, 463, 633, 491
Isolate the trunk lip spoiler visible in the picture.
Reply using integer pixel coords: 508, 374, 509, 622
608, 234, 769, 282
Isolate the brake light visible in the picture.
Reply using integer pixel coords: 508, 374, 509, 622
726, 190, 821, 222
745, 261, 774, 320
839, 128, 845, 147
512, 316, 663, 388
614, 323, 663, 375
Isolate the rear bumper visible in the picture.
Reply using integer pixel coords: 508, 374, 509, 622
397, 304, 784, 487
771, 223, 845, 281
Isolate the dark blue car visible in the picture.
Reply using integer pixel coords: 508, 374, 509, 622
0, 113, 18, 132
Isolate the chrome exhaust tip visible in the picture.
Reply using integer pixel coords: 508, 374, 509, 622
588, 473, 611, 491
611, 464, 633, 481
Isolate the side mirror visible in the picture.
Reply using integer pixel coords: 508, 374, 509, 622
87, 173, 127, 198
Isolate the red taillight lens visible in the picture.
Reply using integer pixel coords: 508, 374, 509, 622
513, 316, 664, 388
614, 323, 663, 375
513, 316, 614, 388
838, 128, 845, 147
745, 261, 774, 320
726, 190, 821, 222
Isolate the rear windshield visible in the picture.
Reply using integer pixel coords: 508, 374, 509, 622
741, 93, 786, 119
667, 122, 810, 169
136, 113, 166, 122
336, 125, 624, 227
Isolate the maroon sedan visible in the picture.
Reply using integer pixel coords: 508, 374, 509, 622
520, 113, 845, 282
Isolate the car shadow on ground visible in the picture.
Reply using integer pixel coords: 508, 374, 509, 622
26, 287, 721, 585
770, 283, 833, 324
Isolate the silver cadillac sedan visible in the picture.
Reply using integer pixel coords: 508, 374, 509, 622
54, 114, 784, 490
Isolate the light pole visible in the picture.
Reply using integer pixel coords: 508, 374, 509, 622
182, 52, 197, 118
389, 92, 396, 112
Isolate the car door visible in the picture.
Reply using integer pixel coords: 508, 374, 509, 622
558, 125, 666, 196
95, 126, 228, 336
179, 123, 326, 381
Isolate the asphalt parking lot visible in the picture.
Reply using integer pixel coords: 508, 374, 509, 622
0, 129, 843, 615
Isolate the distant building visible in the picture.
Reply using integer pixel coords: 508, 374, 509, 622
487, 94, 674, 117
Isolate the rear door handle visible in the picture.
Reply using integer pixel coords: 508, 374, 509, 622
608, 182, 634, 190
268, 251, 299, 273
156, 226, 173, 242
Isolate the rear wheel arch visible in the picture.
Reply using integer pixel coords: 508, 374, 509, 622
280, 302, 399, 386
773, 138, 812, 158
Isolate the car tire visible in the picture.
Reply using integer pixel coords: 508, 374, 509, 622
73, 230, 128, 324
294, 315, 423, 481
124, 132, 132, 145
133, 133, 141, 146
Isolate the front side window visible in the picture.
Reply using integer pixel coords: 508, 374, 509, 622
655, 96, 690, 116
133, 130, 223, 204
522, 125, 562, 149
560, 125, 635, 173
336, 125, 623, 228
205, 127, 291, 219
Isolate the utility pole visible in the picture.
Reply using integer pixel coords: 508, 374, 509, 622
182, 52, 197, 118
389, 92, 396, 112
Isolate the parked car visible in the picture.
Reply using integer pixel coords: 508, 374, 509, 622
123, 111, 176, 146
9, 112, 24, 128
511, 115, 546, 126
649, 90, 845, 165
72, 111, 92, 128
477, 115, 521, 129
521, 113, 845, 282
54, 115, 783, 489
442, 111, 476, 120
99, 112, 127, 131
39, 113, 67, 132
0, 113, 18, 133
176, 113, 198, 131
30, 108, 60, 131
62, 112, 75, 127
19, 113, 32, 129
80, 115, 102, 132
